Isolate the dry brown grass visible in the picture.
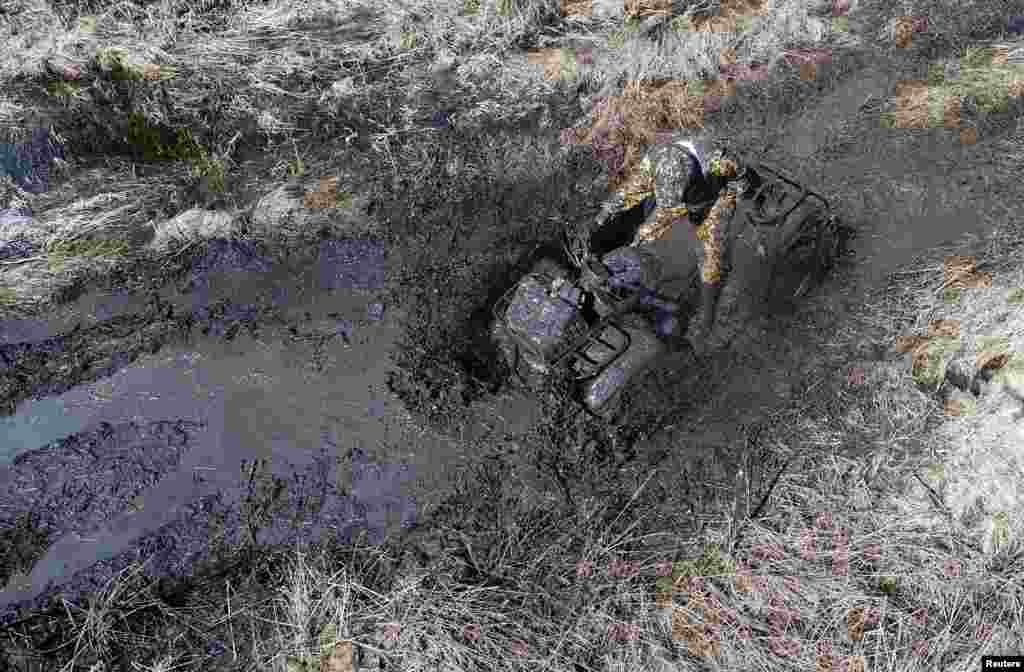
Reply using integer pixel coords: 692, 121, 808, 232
624, 0, 674, 20
567, 77, 732, 194
690, 0, 769, 34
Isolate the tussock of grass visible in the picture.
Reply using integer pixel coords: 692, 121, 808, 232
881, 44, 1024, 129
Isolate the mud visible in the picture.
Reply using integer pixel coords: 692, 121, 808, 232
0, 429, 418, 628
0, 230, 536, 628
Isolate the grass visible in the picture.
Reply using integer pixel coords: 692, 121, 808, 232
880, 44, 1024, 129
2, 0, 1024, 669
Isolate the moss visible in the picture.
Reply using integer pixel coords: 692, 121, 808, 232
1005, 288, 1024, 305
654, 543, 736, 597
878, 575, 898, 597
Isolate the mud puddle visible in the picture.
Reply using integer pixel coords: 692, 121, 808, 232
0, 236, 537, 622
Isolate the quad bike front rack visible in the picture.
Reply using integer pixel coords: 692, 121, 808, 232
739, 161, 847, 298
745, 162, 831, 229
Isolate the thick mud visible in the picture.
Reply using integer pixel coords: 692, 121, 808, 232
1, 32, 1020, 639
0, 233, 535, 627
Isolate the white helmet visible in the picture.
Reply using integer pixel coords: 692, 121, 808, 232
672, 135, 712, 176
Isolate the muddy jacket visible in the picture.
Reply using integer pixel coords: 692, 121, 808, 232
596, 133, 752, 285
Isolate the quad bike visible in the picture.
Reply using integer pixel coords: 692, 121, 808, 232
490, 160, 850, 423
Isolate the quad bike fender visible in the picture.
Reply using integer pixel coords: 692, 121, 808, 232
579, 317, 666, 414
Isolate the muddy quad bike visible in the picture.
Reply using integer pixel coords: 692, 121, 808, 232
490, 160, 849, 423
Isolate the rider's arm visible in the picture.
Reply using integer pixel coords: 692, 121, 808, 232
695, 165, 751, 285
595, 154, 657, 224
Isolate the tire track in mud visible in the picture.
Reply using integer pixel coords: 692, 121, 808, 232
0, 236, 385, 418
0, 295, 280, 417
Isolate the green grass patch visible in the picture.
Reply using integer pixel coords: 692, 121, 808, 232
670, 15, 693, 33
923, 462, 945, 486
77, 15, 98, 34
654, 543, 736, 598
95, 47, 144, 82
991, 511, 1011, 553
125, 112, 221, 188
47, 237, 130, 270
46, 80, 84, 100
910, 335, 960, 388
190, 153, 227, 194
335, 190, 354, 208
942, 287, 962, 305
977, 335, 1011, 354
992, 351, 1024, 386
947, 47, 1024, 114
608, 19, 645, 49
283, 622, 348, 672
1006, 288, 1024, 304
0, 286, 17, 306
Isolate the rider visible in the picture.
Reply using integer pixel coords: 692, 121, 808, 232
593, 130, 758, 349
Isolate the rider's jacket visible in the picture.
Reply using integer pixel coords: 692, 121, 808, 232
596, 132, 753, 284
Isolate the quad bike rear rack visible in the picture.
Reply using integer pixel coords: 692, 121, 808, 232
492, 267, 640, 421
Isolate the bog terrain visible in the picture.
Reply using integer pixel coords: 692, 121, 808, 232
1, 0, 1023, 670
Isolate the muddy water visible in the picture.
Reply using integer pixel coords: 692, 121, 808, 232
0, 238, 537, 617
